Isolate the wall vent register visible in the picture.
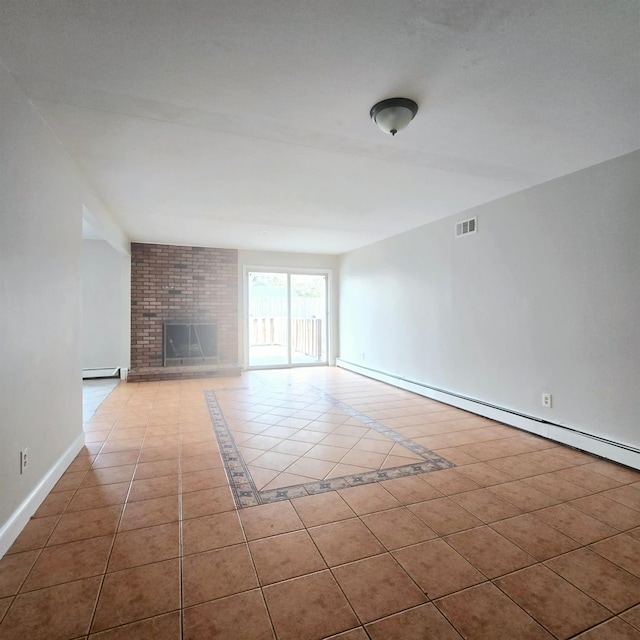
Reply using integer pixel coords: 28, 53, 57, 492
164, 322, 218, 366
455, 216, 477, 238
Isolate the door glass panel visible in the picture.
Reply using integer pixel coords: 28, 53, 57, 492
248, 272, 288, 366
291, 274, 327, 364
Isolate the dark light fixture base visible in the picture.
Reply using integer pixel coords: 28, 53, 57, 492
370, 97, 419, 136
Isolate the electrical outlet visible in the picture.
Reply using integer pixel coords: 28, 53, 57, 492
20, 447, 29, 474
362, 352, 365, 360
542, 393, 552, 408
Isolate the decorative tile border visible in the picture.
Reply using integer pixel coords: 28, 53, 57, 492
205, 384, 454, 508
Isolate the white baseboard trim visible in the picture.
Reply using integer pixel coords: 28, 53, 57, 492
0, 432, 85, 557
336, 359, 640, 471
82, 367, 120, 379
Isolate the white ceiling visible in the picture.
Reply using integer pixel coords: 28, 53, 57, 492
1, 1, 638, 254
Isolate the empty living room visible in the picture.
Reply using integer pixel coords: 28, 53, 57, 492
1, 2, 639, 639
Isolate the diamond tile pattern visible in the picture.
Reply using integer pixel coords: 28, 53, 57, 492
0, 367, 639, 639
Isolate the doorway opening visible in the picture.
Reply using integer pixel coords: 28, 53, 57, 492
246, 270, 328, 368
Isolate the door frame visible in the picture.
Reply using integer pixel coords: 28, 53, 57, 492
243, 265, 332, 370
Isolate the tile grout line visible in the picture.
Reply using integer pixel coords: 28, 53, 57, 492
84, 382, 156, 637
3, 372, 638, 639
208, 383, 453, 507
2, 382, 129, 622
232, 497, 279, 639
178, 381, 185, 640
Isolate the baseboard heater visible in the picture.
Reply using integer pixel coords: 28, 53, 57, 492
82, 367, 120, 379
336, 358, 640, 471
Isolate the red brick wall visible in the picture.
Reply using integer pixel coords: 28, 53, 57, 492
130, 243, 238, 369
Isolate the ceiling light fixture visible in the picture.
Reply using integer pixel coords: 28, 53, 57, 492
370, 97, 418, 136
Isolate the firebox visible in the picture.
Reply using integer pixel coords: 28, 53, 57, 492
163, 323, 218, 366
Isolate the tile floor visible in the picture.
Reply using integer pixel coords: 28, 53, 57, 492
208, 376, 454, 507
82, 378, 121, 423
1, 366, 640, 639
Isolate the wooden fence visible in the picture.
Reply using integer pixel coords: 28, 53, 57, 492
249, 317, 323, 358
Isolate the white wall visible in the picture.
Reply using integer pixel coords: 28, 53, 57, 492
0, 64, 126, 551
238, 250, 340, 366
82, 239, 130, 371
340, 151, 640, 455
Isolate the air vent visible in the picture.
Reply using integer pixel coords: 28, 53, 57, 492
455, 216, 477, 238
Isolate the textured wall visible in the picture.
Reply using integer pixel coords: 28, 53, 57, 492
130, 243, 238, 369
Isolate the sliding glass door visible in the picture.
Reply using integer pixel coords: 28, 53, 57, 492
247, 272, 289, 367
290, 274, 327, 365
247, 270, 328, 368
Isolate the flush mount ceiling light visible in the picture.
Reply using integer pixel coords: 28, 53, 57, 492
370, 97, 418, 136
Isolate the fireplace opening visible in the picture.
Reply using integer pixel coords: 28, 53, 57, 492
164, 323, 218, 366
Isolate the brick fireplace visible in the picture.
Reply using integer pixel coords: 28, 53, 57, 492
128, 243, 240, 382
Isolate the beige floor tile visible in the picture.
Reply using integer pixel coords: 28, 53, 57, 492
0, 576, 102, 640
620, 604, 640, 630
394, 538, 485, 598
333, 554, 427, 623
352, 438, 394, 455
183, 590, 274, 640
590, 533, 640, 577
32, 490, 75, 518
545, 547, 640, 613
582, 461, 640, 484
108, 523, 179, 571
491, 513, 581, 561
0, 551, 39, 598
361, 507, 437, 550
284, 456, 337, 479
455, 461, 514, 487
303, 443, 349, 462
422, 468, 480, 495
326, 463, 375, 479
182, 544, 258, 607
89, 611, 181, 639
261, 472, 317, 491
22, 535, 113, 591
555, 466, 624, 492
570, 495, 640, 531
445, 526, 536, 578
571, 618, 640, 639
602, 484, 640, 511
251, 450, 299, 472
452, 488, 523, 523
380, 474, 443, 504
5, 370, 640, 640
92, 559, 180, 632
119, 496, 179, 531
249, 530, 326, 585
181, 486, 236, 519
262, 570, 358, 640
239, 501, 304, 541
80, 465, 136, 488
291, 491, 356, 527
496, 564, 609, 638
409, 497, 483, 535
488, 480, 560, 511
247, 466, 280, 490
523, 472, 592, 500
535, 503, 618, 544
66, 482, 130, 512
340, 449, 388, 469
269, 439, 315, 456
49, 505, 122, 545
309, 518, 385, 567
365, 602, 463, 640
435, 582, 553, 640
338, 483, 401, 515
6, 516, 60, 554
